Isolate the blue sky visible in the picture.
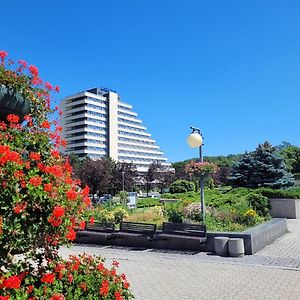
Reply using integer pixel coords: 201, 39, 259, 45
1, 1, 299, 162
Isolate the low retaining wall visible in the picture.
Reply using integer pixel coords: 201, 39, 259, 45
269, 198, 300, 219
75, 218, 287, 255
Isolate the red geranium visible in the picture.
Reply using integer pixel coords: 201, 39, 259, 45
52, 206, 65, 218
48, 216, 62, 227
6, 114, 19, 124
89, 216, 95, 225
29, 152, 41, 161
28, 176, 42, 187
28, 65, 38, 77
41, 120, 50, 129
50, 294, 65, 300
66, 190, 78, 201
0, 50, 8, 61
51, 150, 60, 159
2, 275, 21, 289
40, 273, 55, 284
66, 228, 76, 241
44, 183, 53, 192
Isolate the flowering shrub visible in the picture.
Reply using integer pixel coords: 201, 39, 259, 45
112, 207, 129, 224
0, 51, 133, 299
185, 161, 217, 177
86, 207, 129, 225
0, 253, 133, 300
183, 202, 202, 222
0, 50, 59, 110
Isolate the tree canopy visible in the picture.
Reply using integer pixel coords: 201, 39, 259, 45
228, 142, 294, 189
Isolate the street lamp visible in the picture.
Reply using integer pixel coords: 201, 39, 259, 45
187, 126, 205, 223
122, 171, 125, 191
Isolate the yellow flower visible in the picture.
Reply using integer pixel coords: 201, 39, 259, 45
245, 209, 256, 217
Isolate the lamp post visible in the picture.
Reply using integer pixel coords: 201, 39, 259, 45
187, 127, 205, 223
122, 171, 125, 191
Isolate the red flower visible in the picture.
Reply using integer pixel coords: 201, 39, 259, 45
45, 82, 53, 90
79, 282, 87, 291
41, 120, 50, 129
31, 77, 42, 85
37, 162, 45, 171
51, 150, 60, 159
29, 152, 41, 161
26, 285, 34, 294
29, 65, 39, 77
121, 273, 126, 280
0, 121, 7, 131
6, 114, 19, 123
54, 263, 65, 273
82, 186, 90, 196
115, 291, 123, 300
50, 294, 65, 300
52, 206, 65, 218
41, 273, 55, 284
68, 274, 73, 283
0, 296, 10, 300
13, 202, 27, 214
44, 183, 53, 192
56, 125, 62, 132
111, 268, 116, 276
84, 196, 91, 206
55, 86, 60, 92
66, 190, 78, 201
60, 140, 67, 148
66, 228, 76, 241
0, 50, 8, 60
18, 60, 27, 68
3, 275, 21, 289
124, 281, 130, 289
48, 216, 62, 227
79, 221, 85, 230
97, 263, 105, 271
29, 176, 42, 187
112, 260, 119, 267
89, 216, 95, 225
99, 280, 109, 297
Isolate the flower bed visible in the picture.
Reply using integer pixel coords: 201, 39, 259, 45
0, 51, 133, 299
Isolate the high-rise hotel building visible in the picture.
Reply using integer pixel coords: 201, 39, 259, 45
60, 88, 170, 172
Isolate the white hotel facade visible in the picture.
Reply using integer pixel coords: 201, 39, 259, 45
60, 88, 170, 172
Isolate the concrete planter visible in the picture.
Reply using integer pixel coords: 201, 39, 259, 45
228, 238, 245, 257
214, 237, 229, 256
269, 198, 300, 219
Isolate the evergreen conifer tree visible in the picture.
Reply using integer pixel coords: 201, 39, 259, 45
229, 142, 294, 189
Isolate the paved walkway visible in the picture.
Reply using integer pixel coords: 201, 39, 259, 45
61, 220, 300, 300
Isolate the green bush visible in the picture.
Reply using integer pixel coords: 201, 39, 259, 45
113, 207, 129, 224
169, 180, 195, 194
246, 193, 270, 217
258, 187, 300, 199
165, 205, 184, 223
137, 197, 161, 208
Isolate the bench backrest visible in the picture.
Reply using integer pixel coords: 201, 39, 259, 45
162, 222, 207, 237
86, 222, 115, 232
120, 221, 156, 235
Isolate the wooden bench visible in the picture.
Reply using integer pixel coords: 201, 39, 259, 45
86, 222, 115, 232
84, 222, 115, 239
157, 222, 207, 245
113, 221, 157, 241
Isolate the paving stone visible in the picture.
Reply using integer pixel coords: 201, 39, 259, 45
60, 220, 300, 300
